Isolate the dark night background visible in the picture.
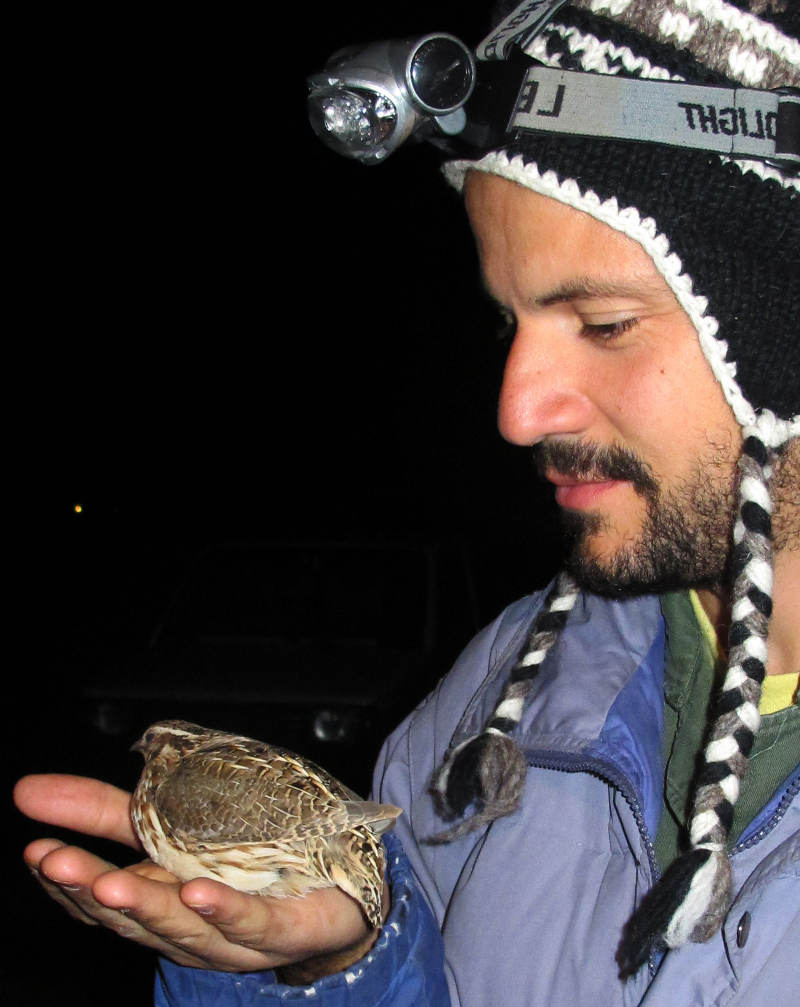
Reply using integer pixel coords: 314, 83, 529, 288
11, 5, 562, 1003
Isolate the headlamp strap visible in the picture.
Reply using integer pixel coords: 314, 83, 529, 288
468, 0, 799, 173
498, 66, 799, 172
477, 0, 571, 61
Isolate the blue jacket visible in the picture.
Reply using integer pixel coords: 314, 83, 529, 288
157, 589, 800, 1005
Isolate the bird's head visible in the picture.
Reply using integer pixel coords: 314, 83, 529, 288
131, 720, 209, 763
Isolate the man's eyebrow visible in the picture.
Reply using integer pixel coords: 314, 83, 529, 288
536, 276, 661, 307
478, 274, 664, 311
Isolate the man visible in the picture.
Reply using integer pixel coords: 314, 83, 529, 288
16, 1, 798, 1003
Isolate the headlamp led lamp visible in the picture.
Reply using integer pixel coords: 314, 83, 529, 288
307, 2, 799, 175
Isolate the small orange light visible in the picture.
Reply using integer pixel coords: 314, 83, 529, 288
73, 504, 83, 514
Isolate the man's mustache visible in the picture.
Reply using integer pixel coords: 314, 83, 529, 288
534, 440, 659, 497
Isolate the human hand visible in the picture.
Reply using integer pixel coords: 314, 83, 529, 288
15, 774, 384, 980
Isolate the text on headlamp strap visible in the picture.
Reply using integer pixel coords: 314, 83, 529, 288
477, 0, 571, 61
508, 68, 800, 169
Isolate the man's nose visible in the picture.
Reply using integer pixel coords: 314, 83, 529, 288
497, 323, 596, 446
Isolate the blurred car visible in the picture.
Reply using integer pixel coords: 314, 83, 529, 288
82, 539, 482, 794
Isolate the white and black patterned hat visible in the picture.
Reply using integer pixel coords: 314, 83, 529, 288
430, 0, 799, 979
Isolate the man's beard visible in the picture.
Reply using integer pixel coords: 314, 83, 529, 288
535, 440, 738, 597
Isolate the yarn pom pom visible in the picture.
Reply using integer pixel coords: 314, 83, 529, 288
617, 848, 733, 978
428, 730, 528, 842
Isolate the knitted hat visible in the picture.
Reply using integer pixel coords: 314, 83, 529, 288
430, 0, 799, 980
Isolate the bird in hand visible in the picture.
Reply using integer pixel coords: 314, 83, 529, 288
130, 720, 401, 929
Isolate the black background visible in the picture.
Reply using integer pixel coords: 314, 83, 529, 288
10, 5, 562, 1003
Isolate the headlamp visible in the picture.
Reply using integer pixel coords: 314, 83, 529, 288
307, 34, 476, 164
308, 2, 799, 174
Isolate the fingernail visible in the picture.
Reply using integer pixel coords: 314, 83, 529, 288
187, 904, 216, 917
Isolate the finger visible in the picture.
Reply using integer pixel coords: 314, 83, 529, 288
93, 868, 267, 970
179, 879, 369, 962
35, 847, 211, 967
35, 844, 160, 932
24, 837, 69, 869
36, 842, 133, 927
25, 840, 101, 927
26, 840, 253, 969
37, 841, 121, 889
14, 775, 140, 849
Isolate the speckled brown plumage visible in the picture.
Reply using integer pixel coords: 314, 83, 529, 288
130, 720, 401, 928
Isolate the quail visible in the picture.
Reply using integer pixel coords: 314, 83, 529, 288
130, 720, 401, 929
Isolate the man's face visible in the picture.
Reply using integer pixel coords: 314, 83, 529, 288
465, 171, 742, 594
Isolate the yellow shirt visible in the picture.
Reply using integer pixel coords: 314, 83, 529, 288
655, 591, 800, 869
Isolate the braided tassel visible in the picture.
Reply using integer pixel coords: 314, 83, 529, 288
618, 427, 775, 978
429, 572, 579, 842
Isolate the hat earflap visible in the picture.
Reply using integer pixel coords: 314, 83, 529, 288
617, 419, 776, 977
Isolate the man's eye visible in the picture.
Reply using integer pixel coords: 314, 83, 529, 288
580, 317, 639, 341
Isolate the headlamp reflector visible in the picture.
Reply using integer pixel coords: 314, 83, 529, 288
308, 87, 397, 161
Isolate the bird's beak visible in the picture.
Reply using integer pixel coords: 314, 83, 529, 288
130, 739, 144, 754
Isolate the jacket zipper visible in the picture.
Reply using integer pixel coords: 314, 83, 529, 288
527, 751, 660, 878
527, 756, 799, 977
527, 751, 662, 976
730, 773, 799, 856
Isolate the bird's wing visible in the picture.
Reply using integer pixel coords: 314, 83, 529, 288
151, 749, 400, 844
